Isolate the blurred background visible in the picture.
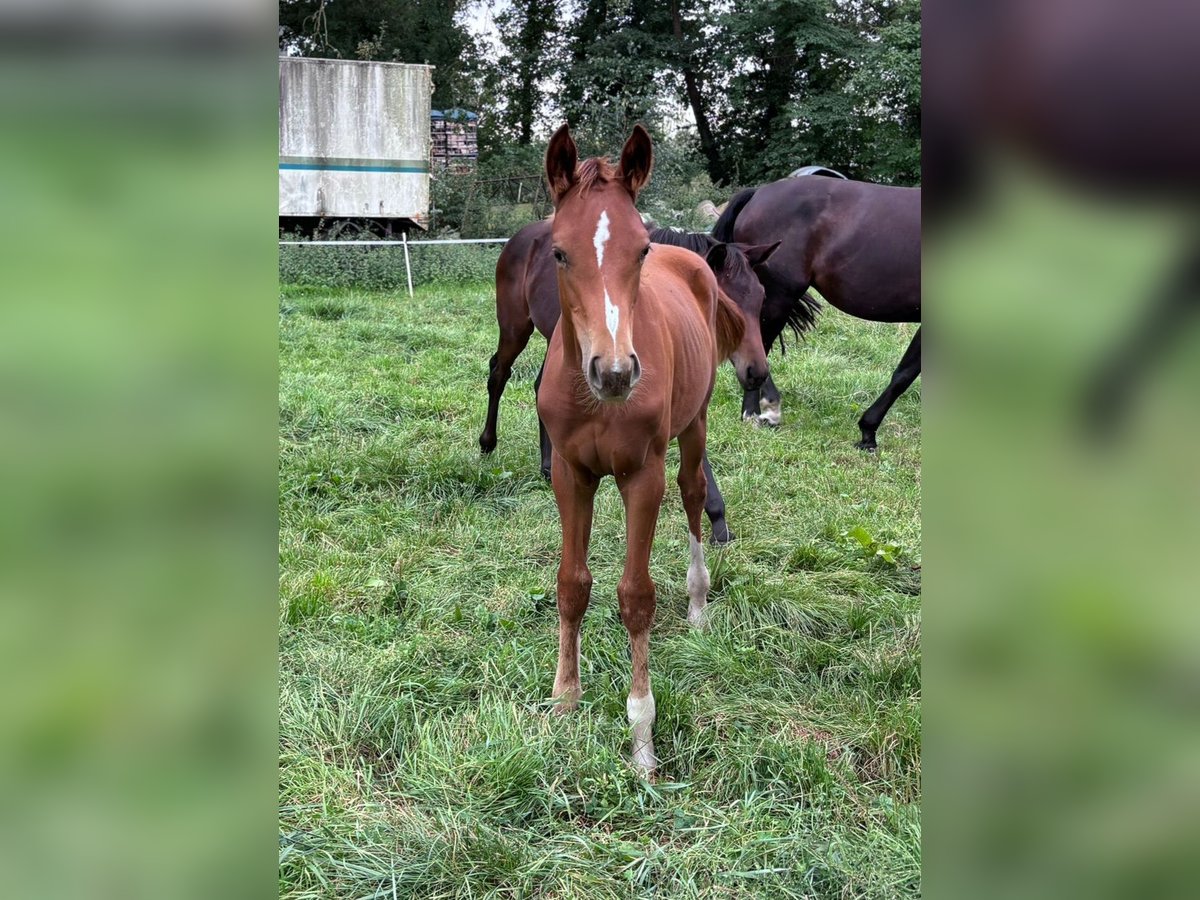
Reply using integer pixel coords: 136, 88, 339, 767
0, 2, 276, 898
924, 1, 1200, 897
5, 0, 1200, 897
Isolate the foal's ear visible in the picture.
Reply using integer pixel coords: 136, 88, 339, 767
704, 242, 730, 273
618, 124, 654, 199
739, 240, 782, 268
545, 124, 578, 203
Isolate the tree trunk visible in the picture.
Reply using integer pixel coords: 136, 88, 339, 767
671, 0, 725, 183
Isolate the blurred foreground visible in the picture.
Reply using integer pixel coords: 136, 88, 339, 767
0, 5, 276, 899
926, 2, 1200, 897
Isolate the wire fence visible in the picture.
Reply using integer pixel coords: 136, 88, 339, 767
279, 235, 508, 294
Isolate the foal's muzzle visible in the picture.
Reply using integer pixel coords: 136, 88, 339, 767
587, 353, 642, 401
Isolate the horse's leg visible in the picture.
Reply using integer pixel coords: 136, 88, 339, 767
747, 303, 791, 427
479, 317, 535, 455
701, 452, 734, 545
1081, 247, 1200, 439
741, 386, 762, 423
550, 450, 598, 712
857, 326, 922, 451
533, 351, 553, 481
615, 462, 666, 774
679, 419, 712, 626
757, 374, 783, 427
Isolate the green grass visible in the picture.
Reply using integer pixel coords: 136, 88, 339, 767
279, 280, 921, 899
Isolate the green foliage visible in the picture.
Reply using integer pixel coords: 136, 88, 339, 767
279, 242, 500, 289
278, 278, 921, 898
278, 0, 482, 107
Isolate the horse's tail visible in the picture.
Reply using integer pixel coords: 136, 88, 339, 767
774, 291, 822, 355
714, 287, 746, 362
712, 188, 758, 242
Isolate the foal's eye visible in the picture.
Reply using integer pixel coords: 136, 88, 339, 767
639, 245, 651, 261
552, 248, 567, 266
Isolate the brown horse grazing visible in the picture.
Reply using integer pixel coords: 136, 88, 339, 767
538, 123, 741, 773
480, 215, 774, 544
713, 177, 921, 450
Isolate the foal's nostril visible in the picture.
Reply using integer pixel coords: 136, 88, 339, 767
588, 355, 601, 384
629, 354, 641, 383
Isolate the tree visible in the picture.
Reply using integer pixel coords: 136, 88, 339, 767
492, 0, 561, 145
278, 0, 479, 108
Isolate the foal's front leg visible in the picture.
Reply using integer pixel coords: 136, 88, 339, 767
550, 450, 598, 712
616, 462, 666, 774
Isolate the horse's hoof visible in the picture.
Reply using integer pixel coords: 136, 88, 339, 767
479, 435, 497, 454
551, 695, 579, 715
541, 466, 552, 483
855, 438, 878, 452
757, 400, 782, 427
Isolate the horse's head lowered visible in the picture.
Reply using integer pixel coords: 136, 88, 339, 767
703, 241, 779, 390
545, 124, 653, 403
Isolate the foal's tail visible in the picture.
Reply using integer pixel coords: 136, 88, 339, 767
714, 288, 746, 362
711, 188, 758, 243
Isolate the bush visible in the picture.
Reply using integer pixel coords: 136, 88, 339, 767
279, 241, 501, 290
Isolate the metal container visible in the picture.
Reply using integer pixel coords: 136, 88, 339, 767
279, 57, 432, 226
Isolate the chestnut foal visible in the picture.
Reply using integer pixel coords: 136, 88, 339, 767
538, 125, 744, 773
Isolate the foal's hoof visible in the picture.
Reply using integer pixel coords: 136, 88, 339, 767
855, 437, 878, 453
479, 434, 497, 455
540, 465, 552, 483
551, 696, 580, 715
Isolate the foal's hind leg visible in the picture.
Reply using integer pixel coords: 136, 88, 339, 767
533, 352, 553, 481
858, 326, 921, 451
701, 453, 734, 545
479, 318, 535, 455
679, 418, 712, 627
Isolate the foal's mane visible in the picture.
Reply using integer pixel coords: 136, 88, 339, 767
575, 157, 619, 195
714, 288, 746, 362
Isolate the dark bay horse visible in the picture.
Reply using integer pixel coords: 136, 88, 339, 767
538, 123, 742, 774
480, 213, 774, 544
713, 176, 921, 449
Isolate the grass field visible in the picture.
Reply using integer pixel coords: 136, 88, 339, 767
279, 279, 921, 899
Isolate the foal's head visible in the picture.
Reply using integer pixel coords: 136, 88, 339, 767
545, 124, 653, 403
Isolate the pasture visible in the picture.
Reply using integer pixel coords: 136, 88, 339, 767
279, 277, 921, 898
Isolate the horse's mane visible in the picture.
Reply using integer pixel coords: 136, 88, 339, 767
648, 227, 718, 256
711, 188, 758, 242
714, 288, 746, 362
575, 157, 618, 194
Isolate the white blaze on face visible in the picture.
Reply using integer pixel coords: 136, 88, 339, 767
604, 289, 619, 345
595, 210, 619, 347
593, 209, 610, 268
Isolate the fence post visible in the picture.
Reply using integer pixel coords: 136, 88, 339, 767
402, 230, 414, 298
